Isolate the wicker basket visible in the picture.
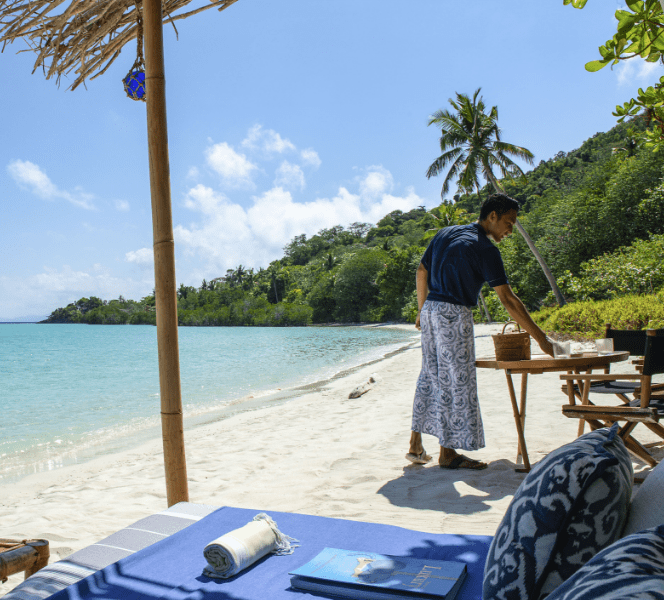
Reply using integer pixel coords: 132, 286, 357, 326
492, 321, 531, 361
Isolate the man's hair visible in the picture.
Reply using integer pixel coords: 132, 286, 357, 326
479, 193, 520, 221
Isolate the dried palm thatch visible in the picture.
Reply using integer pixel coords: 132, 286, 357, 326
0, 0, 239, 90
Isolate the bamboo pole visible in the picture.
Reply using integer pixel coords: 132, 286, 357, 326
143, 0, 188, 507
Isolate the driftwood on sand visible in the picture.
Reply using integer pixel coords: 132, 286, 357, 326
0, 0, 239, 90
349, 376, 377, 399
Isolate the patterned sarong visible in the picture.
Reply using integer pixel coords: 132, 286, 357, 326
411, 299, 485, 450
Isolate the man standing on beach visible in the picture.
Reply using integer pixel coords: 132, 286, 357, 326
406, 193, 553, 470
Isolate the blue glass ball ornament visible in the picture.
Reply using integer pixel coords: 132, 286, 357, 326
123, 70, 146, 101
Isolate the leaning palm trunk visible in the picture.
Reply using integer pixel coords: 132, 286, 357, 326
512, 219, 566, 307
486, 173, 566, 307
479, 290, 492, 323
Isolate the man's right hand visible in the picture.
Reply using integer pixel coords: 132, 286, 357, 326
415, 312, 421, 330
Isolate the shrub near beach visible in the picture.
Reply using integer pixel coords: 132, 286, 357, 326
532, 294, 664, 339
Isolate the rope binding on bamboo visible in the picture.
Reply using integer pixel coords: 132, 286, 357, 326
123, 2, 146, 101
0, 540, 29, 554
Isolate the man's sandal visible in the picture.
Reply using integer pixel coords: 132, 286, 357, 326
439, 454, 487, 470
405, 451, 432, 464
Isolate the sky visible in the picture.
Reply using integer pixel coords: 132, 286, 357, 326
2, 0, 663, 320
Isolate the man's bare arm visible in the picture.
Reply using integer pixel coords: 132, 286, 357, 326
415, 263, 428, 330
494, 284, 554, 356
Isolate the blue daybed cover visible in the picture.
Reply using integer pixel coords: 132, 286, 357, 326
47, 506, 491, 600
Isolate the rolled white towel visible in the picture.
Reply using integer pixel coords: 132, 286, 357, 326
203, 513, 298, 579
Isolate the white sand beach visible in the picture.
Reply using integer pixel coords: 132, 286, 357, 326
2, 322, 662, 596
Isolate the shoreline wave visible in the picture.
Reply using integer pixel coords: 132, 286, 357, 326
0, 331, 418, 488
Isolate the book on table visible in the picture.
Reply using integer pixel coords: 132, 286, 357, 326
289, 547, 467, 600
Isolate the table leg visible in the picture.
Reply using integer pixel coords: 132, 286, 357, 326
517, 373, 528, 459
576, 368, 592, 437
505, 370, 530, 472
576, 374, 585, 437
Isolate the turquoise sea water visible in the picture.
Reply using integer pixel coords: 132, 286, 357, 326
0, 324, 417, 485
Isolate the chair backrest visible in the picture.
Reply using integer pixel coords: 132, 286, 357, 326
643, 330, 664, 376
605, 324, 647, 356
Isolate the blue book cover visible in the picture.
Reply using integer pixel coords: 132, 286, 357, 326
289, 547, 467, 600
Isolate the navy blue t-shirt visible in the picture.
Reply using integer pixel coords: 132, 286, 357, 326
421, 222, 508, 307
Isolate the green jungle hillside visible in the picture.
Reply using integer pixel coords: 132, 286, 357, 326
42, 117, 664, 336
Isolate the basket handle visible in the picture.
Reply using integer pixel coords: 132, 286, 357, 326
501, 321, 522, 334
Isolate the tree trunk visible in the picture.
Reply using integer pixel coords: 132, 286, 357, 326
486, 173, 566, 307
479, 290, 492, 323
513, 219, 566, 306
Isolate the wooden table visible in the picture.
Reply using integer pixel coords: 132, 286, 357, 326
476, 352, 629, 472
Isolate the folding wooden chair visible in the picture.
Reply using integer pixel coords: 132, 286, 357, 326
561, 325, 646, 401
561, 325, 664, 435
561, 330, 664, 467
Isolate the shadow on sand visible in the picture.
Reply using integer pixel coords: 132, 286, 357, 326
379, 443, 664, 514
376, 458, 525, 515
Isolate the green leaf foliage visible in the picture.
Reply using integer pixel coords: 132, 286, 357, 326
558, 234, 664, 301
375, 246, 423, 321
333, 248, 388, 322
566, 0, 664, 149
41, 115, 664, 329
533, 291, 664, 337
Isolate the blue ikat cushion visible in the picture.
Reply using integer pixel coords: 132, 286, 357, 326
483, 425, 632, 600
624, 458, 664, 536
545, 525, 664, 600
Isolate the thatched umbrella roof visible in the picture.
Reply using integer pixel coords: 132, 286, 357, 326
0, 0, 238, 90
2, 0, 239, 507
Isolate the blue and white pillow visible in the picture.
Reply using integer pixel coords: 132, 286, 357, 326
624, 458, 664, 535
545, 525, 664, 599
483, 425, 632, 600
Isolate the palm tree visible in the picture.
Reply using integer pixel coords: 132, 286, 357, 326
266, 264, 282, 303
427, 88, 566, 307
324, 253, 340, 271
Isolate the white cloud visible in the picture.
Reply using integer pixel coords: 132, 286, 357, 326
8, 160, 57, 198
359, 166, 394, 198
7, 160, 95, 210
187, 166, 200, 179
301, 148, 322, 168
125, 247, 154, 266
241, 124, 296, 154
174, 185, 255, 269
274, 161, 306, 190
0, 266, 151, 320
616, 58, 664, 86
240, 124, 263, 149
205, 142, 257, 187
115, 199, 130, 211
174, 168, 425, 276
